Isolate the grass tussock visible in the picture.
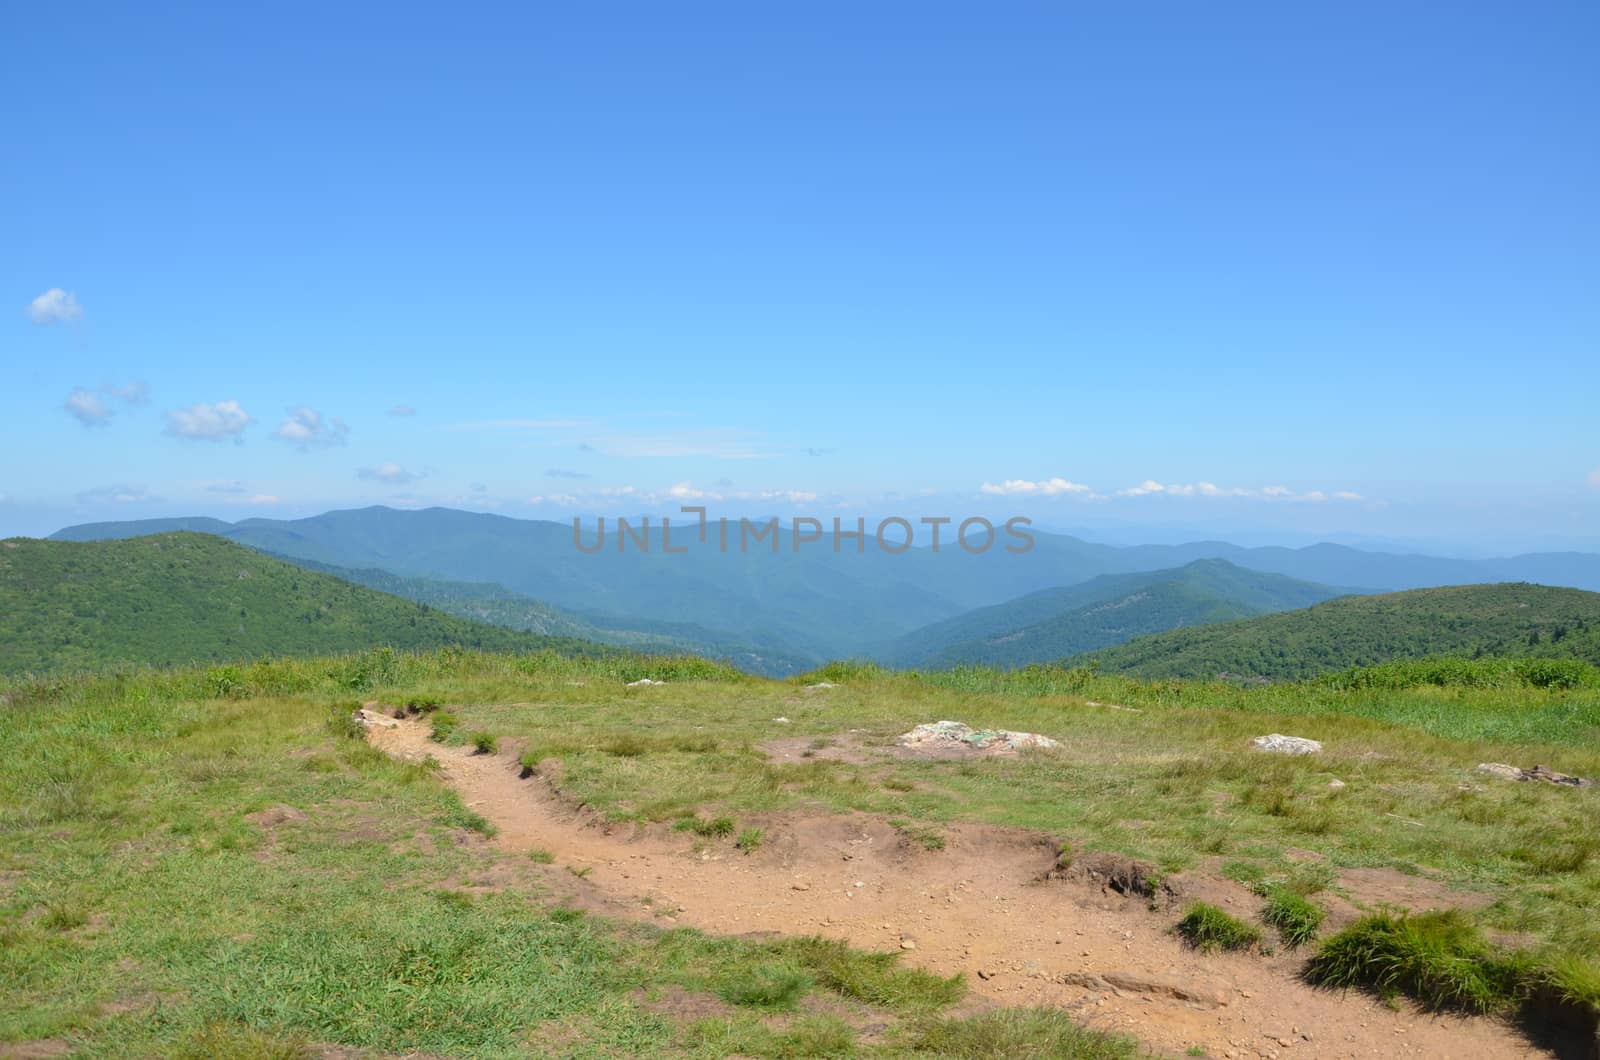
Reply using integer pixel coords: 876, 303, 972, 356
1259, 886, 1326, 947
782, 935, 964, 1012
1176, 902, 1261, 952
675, 814, 736, 838
717, 964, 812, 1009
1304, 909, 1533, 1013
907, 1007, 1140, 1059
428, 711, 458, 742
469, 731, 498, 755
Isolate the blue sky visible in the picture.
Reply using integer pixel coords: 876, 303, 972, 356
5, 2, 1597, 552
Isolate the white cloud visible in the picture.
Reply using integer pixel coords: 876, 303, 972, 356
1116, 480, 1168, 497
105, 381, 149, 405
62, 381, 149, 427
271, 406, 349, 450
76, 483, 156, 505
667, 482, 706, 499
1116, 481, 1364, 503
165, 400, 253, 442
28, 288, 83, 325
546, 468, 590, 479
980, 478, 1094, 497
357, 462, 422, 484
202, 480, 249, 494
389, 404, 417, 417
64, 387, 113, 427
528, 494, 580, 506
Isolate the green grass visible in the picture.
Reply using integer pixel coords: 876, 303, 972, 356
1304, 910, 1533, 1013
2, 646, 1597, 1054
906, 1008, 1140, 1058
1175, 903, 1261, 952
1258, 887, 1326, 947
676, 814, 737, 839
890, 819, 947, 851
736, 828, 765, 853
717, 965, 812, 1009
429, 711, 459, 742
0, 649, 1156, 1057
470, 731, 499, 755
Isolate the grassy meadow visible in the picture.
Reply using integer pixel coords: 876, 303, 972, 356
3, 647, 1598, 1055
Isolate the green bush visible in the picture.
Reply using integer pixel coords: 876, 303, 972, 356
470, 731, 498, 755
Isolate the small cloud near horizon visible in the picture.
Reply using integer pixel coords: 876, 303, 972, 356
357, 463, 423, 484
271, 407, 350, 450
75, 483, 157, 505
28, 288, 83, 326
545, 468, 590, 479
388, 404, 417, 417
981, 478, 1094, 497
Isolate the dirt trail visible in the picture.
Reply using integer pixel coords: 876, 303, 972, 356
369, 717, 1546, 1059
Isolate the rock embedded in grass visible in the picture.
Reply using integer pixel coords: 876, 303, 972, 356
1251, 734, 1322, 755
1475, 762, 1593, 787
898, 720, 1060, 754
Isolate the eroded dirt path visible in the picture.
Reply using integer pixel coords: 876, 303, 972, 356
368, 716, 1545, 1059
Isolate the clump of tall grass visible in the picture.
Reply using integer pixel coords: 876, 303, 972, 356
429, 712, 459, 742
907, 1008, 1139, 1059
1258, 886, 1325, 947
1304, 909, 1533, 1013
1176, 902, 1261, 952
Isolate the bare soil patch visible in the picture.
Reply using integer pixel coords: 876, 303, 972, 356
369, 716, 1550, 1058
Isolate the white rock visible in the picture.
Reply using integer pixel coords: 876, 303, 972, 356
772, 716, 791, 724
626, 678, 664, 687
897, 720, 1060, 753
806, 682, 839, 689
1251, 734, 1322, 755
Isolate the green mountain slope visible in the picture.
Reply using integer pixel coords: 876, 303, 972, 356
0, 533, 603, 676
883, 559, 1344, 669
49, 506, 1600, 661
1076, 583, 1600, 680
273, 553, 817, 676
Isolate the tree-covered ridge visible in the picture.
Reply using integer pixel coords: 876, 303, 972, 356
883, 559, 1344, 669
0, 533, 603, 676
1076, 582, 1600, 680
